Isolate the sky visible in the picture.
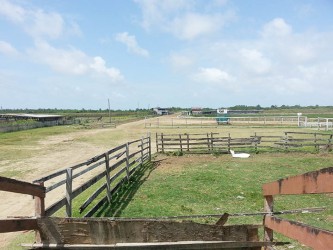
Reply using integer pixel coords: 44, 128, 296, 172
0, 0, 333, 110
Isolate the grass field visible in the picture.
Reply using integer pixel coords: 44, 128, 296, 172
1, 116, 333, 249
95, 152, 333, 249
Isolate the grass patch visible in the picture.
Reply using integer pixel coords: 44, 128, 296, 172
94, 152, 333, 235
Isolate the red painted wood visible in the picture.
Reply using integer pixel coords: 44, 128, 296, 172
263, 167, 333, 196
264, 215, 333, 250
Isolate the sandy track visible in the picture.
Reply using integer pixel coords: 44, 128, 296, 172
0, 118, 152, 248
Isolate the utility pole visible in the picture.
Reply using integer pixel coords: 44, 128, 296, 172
108, 98, 111, 123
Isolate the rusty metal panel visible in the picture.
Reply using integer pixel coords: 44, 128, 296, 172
264, 215, 333, 250
262, 166, 333, 196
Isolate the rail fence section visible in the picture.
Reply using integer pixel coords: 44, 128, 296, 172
0, 119, 79, 133
33, 135, 151, 218
146, 116, 333, 130
146, 116, 306, 128
156, 132, 333, 153
262, 166, 333, 249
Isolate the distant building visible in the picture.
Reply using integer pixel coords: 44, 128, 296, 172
191, 107, 202, 115
153, 107, 169, 115
0, 113, 64, 122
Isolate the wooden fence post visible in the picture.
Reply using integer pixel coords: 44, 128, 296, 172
148, 133, 152, 161
105, 153, 112, 203
228, 133, 231, 152
125, 143, 130, 181
179, 134, 183, 152
254, 132, 258, 152
161, 133, 165, 153
207, 133, 210, 151
140, 137, 144, 165
284, 132, 288, 151
34, 181, 45, 243
263, 195, 274, 249
329, 135, 333, 151
66, 168, 73, 217
156, 133, 159, 153
317, 117, 320, 130
187, 134, 190, 151
210, 132, 214, 151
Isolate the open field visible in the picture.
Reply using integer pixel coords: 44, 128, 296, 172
1, 114, 333, 249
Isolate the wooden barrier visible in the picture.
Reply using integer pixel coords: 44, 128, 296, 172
0, 176, 45, 234
33, 135, 151, 217
156, 132, 333, 154
262, 167, 333, 249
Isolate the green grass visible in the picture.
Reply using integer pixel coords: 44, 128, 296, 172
93, 152, 332, 249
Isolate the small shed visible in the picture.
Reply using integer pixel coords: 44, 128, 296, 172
153, 108, 169, 115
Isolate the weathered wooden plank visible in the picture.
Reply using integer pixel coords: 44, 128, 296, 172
34, 169, 67, 183
37, 217, 260, 244
84, 166, 139, 217
46, 160, 106, 193
34, 145, 127, 183
0, 218, 38, 233
262, 166, 333, 196
45, 197, 66, 216
0, 176, 45, 197
71, 170, 107, 199
22, 241, 284, 249
79, 183, 107, 213
264, 215, 333, 249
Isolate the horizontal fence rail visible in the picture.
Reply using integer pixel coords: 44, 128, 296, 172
0, 176, 45, 233
262, 167, 333, 249
33, 135, 151, 218
0, 119, 79, 133
156, 132, 333, 154
145, 116, 333, 131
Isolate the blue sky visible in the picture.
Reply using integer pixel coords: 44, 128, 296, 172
1, 0, 333, 110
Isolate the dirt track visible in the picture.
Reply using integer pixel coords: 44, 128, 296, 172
0, 118, 153, 248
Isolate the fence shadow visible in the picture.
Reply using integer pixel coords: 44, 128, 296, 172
94, 160, 159, 217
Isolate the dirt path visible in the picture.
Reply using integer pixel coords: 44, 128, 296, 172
0, 118, 152, 248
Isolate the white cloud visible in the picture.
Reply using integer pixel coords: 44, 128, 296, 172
193, 67, 233, 83
0, 0, 26, 22
26, 10, 64, 39
169, 53, 193, 69
134, 0, 191, 31
115, 32, 149, 57
169, 13, 221, 40
261, 18, 292, 38
239, 48, 271, 74
27, 41, 123, 81
0, 0, 80, 40
135, 0, 235, 40
90, 57, 123, 81
0, 41, 19, 56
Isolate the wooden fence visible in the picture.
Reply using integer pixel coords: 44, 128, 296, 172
300, 117, 333, 131
262, 166, 333, 249
33, 135, 151, 218
0, 176, 44, 234
0, 119, 79, 133
156, 132, 333, 153
146, 116, 308, 128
